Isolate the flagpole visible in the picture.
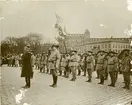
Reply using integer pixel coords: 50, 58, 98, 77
63, 38, 67, 54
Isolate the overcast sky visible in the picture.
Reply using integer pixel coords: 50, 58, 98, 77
0, 0, 132, 43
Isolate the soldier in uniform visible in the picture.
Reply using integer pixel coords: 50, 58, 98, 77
82, 53, 87, 76
65, 54, 70, 78
46, 48, 52, 74
96, 51, 105, 85
107, 51, 118, 87
30, 50, 36, 70
86, 51, 95, 82
69, 50, 78, 81
48, 44, 61, 88
40, 52, 46, 73
120, 49, 131, 89
113, 52, 119, 82
104, 52, 109, 80
59, 54, 67, 77
77, 54, 82, 76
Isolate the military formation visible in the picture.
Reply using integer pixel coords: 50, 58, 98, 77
32, 44, 132, 89
1, 44, 132, 89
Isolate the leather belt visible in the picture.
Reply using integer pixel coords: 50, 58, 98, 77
97, 63, 104, 64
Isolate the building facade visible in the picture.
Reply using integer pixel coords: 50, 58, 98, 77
63, 29, 131, 54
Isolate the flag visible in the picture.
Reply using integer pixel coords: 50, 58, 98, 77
55, 13, 67, 38
55, 13, 63, 23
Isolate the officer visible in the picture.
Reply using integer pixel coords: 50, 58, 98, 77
107, 51, 118, 87
104, 52, 109, 80
21, 45, 34, 88
86, 51, 95, 82
120, 49, 131, 89
48, 44, 61, 88
96, 50, 105, 85
69, 50, 78, 81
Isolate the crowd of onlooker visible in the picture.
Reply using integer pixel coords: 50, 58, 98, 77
0, 54, 22, 67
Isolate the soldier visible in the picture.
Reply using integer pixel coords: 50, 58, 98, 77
30, 50, 36, 71
82, 53, 87, 76
40, 52, 46, 73
77, 54, 82, 76
113, 52, 119, 82
95, 53, 100, 79
59, 54, 67, 76
65, 54, 70, 78
104, 52, 109, 80
86, 51, 95, 82
107, 51, 118, 87
47, 48, 52, 74
120, 49, 131, 89
35, 54, 40, 70
69, 50, 78, 81
21, 45, 35, 88
48, 44, 61, 88
96, 51, 105, 85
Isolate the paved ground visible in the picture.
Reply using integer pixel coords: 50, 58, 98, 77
1, 65, 132, 105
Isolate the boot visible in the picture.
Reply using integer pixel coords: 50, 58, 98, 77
86, 78, 91, 82
78, 70, 81, 76
40, 68, 42, 72
101, 76, 104, 85
50, 76, 55, 87
53, 76, 57, 88
59, 71, 62, 76
126, 82, 130, 90
98, 76, 104, 85
63, 71, 66, 77
46, 69, 49, 74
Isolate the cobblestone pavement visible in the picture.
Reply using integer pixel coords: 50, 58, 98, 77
1, 66, 132, 105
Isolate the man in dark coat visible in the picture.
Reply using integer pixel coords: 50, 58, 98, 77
21, 45, 34, 88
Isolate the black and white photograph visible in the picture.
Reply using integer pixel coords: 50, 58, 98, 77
0, 0, 132, 105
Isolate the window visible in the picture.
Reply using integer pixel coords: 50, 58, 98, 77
102, 44, 104, 48
98, 45, 100, 48
109, 44, 111, 48
113, 44, 114, 48
105, 44, 107, 48
118, 45, 120, 48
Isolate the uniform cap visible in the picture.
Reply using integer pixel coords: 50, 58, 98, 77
108, 51, 115, 54
70, 49, 77, 53
118, 49, 130, 59
97, 50, 105, 54
87, 51, 93, 53
51, 44, 59, 48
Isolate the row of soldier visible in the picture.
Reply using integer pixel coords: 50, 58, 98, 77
1, 44, 131, 89
33, 47, 131, 89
